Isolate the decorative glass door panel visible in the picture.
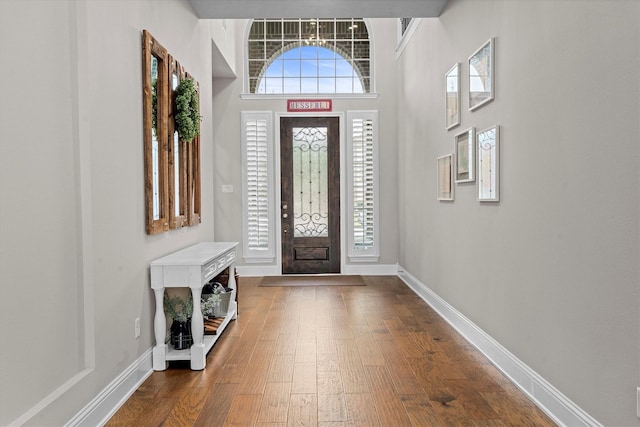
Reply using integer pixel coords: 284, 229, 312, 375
281, 117, 340, 274
292, 127, 329, 238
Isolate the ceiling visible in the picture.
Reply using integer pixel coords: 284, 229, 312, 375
187, 0, 449, 19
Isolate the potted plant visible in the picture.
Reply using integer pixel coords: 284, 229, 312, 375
174, 77, 200, 143
163, 292, 193, 350
201, 292, 221, 318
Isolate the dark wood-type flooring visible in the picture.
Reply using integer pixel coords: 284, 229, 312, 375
107, 276, 557, 426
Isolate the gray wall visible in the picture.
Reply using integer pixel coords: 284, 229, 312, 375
396, 1, 640, 425
0, 1, 224, 424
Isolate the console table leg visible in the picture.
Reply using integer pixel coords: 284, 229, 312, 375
152, 344, 168, 371
228, 264, 238, 320
190, 286, 206, 370
152, 287, 168, 371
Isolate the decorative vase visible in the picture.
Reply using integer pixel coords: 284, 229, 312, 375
170, 319, 192, 350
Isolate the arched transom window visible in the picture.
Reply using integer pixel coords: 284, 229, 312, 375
248, 18, 371, 94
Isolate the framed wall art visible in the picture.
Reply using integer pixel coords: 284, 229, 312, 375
454, 128, 475, 183
445, 63, 460, 130
437, 154, 454, 201
477, 125, 500, 202
468, 38, 495, 111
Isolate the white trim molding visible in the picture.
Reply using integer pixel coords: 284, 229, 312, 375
396, 18, 422, 58
397, 266, 602, 427
65, 350, 153, 427
237, 264, 398, 277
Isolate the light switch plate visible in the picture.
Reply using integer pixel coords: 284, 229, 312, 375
222, 184, 234, 193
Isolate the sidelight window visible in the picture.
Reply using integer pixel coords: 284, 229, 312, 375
347, 111, 379, 261
242, 111, 275, 262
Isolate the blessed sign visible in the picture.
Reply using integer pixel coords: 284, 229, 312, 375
287, 99, 332, 112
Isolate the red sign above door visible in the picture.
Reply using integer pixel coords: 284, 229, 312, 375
287, 99, 332, 112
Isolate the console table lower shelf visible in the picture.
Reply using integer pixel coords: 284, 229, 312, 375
164, 308, 236, 362
153, 304, 237, 370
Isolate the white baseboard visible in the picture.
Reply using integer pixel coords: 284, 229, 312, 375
65, 349, 153, 427
236, 264, 398, 277
236, 265, 281, 277
343, 263, 398, 275
397, 266, 601, 427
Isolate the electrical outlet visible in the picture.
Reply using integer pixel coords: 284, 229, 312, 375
221, 184, 234, 193
134, 317, 141, 338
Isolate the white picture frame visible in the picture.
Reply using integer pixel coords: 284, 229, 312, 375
445, 63, 460, 130
454, 128, 475, 183
477, 125, 500, 202
437, 154, 454, 201
468, 38, 495, 111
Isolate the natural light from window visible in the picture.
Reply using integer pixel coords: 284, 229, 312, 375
248, 18, 371, 95
256, 46, 364, 94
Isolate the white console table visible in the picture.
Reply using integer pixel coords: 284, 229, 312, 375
150, 242, 238, 371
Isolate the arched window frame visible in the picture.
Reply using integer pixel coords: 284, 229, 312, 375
242, 18, 377, 99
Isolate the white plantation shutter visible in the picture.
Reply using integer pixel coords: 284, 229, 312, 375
347, 111, 379, 261
242, 112, 275, 262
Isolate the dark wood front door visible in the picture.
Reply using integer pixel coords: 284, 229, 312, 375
280, 117, 340, 274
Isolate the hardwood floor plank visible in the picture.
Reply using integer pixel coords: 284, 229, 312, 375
215, 323, 265, 384
267, 353, 295, 382
224, 394, 263, 426
275, 333, 298, 355
163, 387, 209, 427
481, 391, 555, 426
364, 365, 413, 426
291, 362, 317, 394
106, 396, 173, 427
317, 327, 338, 355
317, 371, 343, 395
137, 397, 175, 427
287, 393, 318, 427
237, 340, 277, 394
317, 353, 340, 372
344, 392, 380, 426
318, 393, 348, 422
193, 383, 238, 427
427, 386, 473, 425
377, 339, 425, 395
336, 340, 370, 394
442, 379, 501, 421
355, 336, 386, 366
257, 382, 292, 423
399, 394, 439, 426
295, 335, 317, 364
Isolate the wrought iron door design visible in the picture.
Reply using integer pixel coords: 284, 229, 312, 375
281, 117, 340, 274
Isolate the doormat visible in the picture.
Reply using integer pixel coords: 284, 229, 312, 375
259, 275, 365, 287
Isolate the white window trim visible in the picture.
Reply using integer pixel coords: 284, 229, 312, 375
347, 110, 379, 262
241, 111, 276, 263
396, 18, 422, 59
